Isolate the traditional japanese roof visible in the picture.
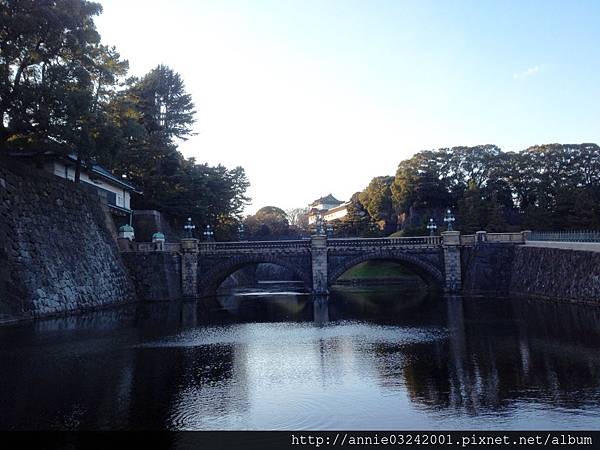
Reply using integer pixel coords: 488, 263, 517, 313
64, 154, 142, 193
9, 150, 142, 194
324, 202, 350, 214
310, 194, 343, 207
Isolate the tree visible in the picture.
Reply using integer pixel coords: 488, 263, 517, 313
286, 207, 310, 232
352, 142, 600, 234
0, 0, 129, 179
445, 144, 503, 189
359, 176, 396, 233
128, 64, 196, 143
391, 150, 451, 231
99, 64, 251, 228
486, 194, 509, 232
457, 180, 486, 233
335, 192, 381, 237
244, 206, 292, 240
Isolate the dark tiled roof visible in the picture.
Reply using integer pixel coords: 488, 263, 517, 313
310, 193, 342, 206
8, 150, 142, 193
65, 154, 141, 193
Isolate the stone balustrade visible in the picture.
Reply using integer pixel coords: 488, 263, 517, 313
124, 242, 182, 252
328, 236, 441, 247
460, 232, 527, 245
117, 228, 600, 305
198, 239, 310, 253
122, 230, 535, 299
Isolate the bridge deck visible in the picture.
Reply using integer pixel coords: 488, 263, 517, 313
524, 241, 600, 253
123, 232, 527, 253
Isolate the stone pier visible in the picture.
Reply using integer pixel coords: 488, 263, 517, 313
442, 231, 462, 293
181, 238, 199, 298
311, 234, 329, 295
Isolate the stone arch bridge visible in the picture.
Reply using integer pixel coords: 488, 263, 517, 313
176, 231, 524, 297
123, 231, 600, 304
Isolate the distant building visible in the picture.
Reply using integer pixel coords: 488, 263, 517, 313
308, 194, 349, 224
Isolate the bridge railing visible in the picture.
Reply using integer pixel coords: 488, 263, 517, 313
126, 242, 182, 252
486, 232, 525, 243
199, 240, 311, 252
528, 230, 600, 242
328, 236, 442, 247
460, 232, 526, 245
460, 235, 476, 245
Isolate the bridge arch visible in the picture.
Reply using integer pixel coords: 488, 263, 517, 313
199, 254, 312, 296
327, 252, 444, 289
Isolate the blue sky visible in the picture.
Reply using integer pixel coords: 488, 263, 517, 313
95, 0, 600, 213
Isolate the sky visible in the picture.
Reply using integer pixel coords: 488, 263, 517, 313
95, 0, 600, 214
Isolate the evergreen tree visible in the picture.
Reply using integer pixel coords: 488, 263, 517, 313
458, 180, 486, 233
359, 176, 396, 233
336, 193, 380, 237
0, 0, 129, 176
486, 194, 508, 232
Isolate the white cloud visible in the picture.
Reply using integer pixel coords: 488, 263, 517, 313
513, 65, 540, 79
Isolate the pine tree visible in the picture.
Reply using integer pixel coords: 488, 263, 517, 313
458, 180, 486, 233
486, 195, 508, 232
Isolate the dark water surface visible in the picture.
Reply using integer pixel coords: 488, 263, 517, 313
1, 285, 600, 430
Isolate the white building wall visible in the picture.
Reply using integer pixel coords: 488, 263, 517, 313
308, 204, 349, 225
324, 206, 348, 221
47, 161, 131, 210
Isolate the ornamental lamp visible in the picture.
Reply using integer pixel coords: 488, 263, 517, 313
427, 218, 437, 236
184, 217, 196, 238
444, 209, 456, 231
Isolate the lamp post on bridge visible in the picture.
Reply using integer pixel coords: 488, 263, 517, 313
441, 208, 461, 293
427, 217, 437, 236
326, 222, 334, 238
237, 223, 245, 241
444, 209, 455, 231
184, 217, 195, 238
310, 212, 328, 295
203, 224, 214, 242
314, 213, 326, 236
181, 217, 199, 298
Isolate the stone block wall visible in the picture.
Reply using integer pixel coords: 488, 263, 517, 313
462, 243, 600, 304
443, 247, 462, 292
0, 158, 136, 322
461, 244, 516, 296
121, 251, 181, 301
311, 236, 328, 294
510, 246, 600, 304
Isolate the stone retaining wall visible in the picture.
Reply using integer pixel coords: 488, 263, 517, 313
462, 244, 600, 304
510, 246, 600, 303
461, 244, 515, 296
0, 158, 136, 322
121, 251, 181, 301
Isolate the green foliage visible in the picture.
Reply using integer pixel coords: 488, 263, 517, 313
0, 0, 129, 165
485, 194, 509, 232
333, 192, 381, 237
98, 65, 250, 230
359, 176, 396, 233
1, 2, 250, 234
457, 180, 487, 234
338, 261, 415, 280
243, 206, 298, 240
128, 65, 196, 142
357, 143, 600, 234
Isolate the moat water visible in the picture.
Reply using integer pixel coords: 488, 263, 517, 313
1, 284, 600, 430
